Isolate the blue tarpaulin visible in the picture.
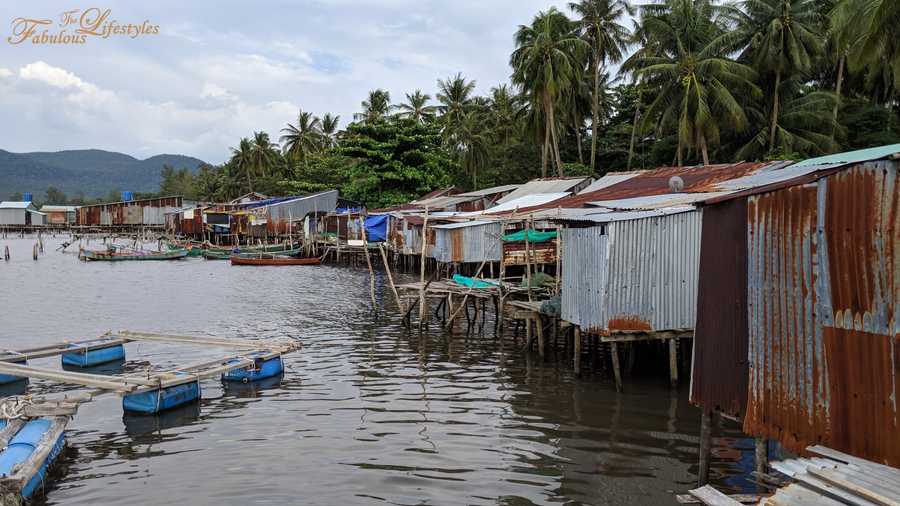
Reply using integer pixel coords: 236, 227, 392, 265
364, 215, 389, 242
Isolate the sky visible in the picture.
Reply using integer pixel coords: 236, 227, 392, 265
0, 0, 572, 164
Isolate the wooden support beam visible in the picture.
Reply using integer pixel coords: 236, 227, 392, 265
573, 327, 582, 376
610, 342, 622, 391
536, 315, 545, 359
0, 362, 140, 392
669, 338, 679, 387
755, 437, 768, 476
116, 330, 295, 351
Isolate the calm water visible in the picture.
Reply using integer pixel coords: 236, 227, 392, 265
0, 235, 753, 505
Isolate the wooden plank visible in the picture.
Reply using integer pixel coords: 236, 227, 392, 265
807, 446, 900, 479
687, 485, 744, 505
6, 338, 129, 360
116, 330, 296, 351
770, 462, 882, 506
602, 330, 694, 343
0, 420, 25, 448
0, 362, 138, 392
675, 493, 763, 504
807, 467, 900, 506
767, 484, 850, 506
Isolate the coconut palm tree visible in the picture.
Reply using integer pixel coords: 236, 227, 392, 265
321, 113, 340, 148
396, 90, 436, 123
437, 73, 476, 147
736, 79, 841, 159
280, 109, 323, 168
229, 137, 255, 192
456, 111, 491, 188
355, 89, 392, 123
569, 0, 634, 171
830, 0, 900, 96
733, 0, 824, 153
250, 131, 280, 179
632, 0, 759, 165
511, 7, 589, 176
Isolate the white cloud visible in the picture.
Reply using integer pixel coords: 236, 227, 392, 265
19, 61, 92, 91
200, 82, 236, 101
0, 68, 11, 78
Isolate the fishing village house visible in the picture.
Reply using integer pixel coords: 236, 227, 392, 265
0, 201, 46, 226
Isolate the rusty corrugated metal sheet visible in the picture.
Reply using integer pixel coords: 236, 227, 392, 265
744, 159, 900, 466
690, 199, 749, 417
431, 221, 502, 264
502, 241, 557, 266
76, 196, 182, 226
561, 226, 608, 329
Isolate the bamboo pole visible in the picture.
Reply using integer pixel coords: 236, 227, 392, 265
379, 243, 404, 312
115, 330, 296, 351
0, 362, 139, 391
524, 216, 533, 302
360, 215, 376, 308
418, 207, 429, 329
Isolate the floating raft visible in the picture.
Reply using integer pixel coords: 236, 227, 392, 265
0, 418, 67, 501
0, 331, 301, 415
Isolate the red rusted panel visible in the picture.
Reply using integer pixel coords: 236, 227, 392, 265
824, 328, 900, 465
607, 316, 652, 332
690, 198, 749, 417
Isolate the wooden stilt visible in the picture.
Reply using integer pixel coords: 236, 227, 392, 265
698, 410, 713, 487
418, 208, 429, 330
536, 315, 545, 359
754, 437, 768, 475
669, 338, 679, 387
610, 341, 622, 391
525, 317, 533, 351
573, 326, 582, 376
379, 244, 404, 312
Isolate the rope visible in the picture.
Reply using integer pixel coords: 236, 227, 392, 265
0, 397, 33, 420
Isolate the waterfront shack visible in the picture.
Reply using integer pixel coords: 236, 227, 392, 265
690, 143, 900, 468
39, 205, 76, 225
76, 196, 183, 228
0, 201, 46, 226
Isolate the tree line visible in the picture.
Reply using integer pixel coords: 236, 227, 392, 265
162, 0, 899, 208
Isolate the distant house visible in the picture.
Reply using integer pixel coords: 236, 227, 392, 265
0, 201, 46, 226
39, 205, 77, 225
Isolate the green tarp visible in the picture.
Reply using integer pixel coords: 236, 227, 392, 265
501, 229, 558, 243
451, 274, 498, 289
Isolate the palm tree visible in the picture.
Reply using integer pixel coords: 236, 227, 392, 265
321, 113, 340, 148
396, 90, 436, 123
631, 0, 758, 165
569, 0, 634, 172
250, 131, 280, 179
280, 109, 323, 168
511, 7, 589, 176
830, 0, 900, 96
437, 73, 476, 146
355, 89, 392, 123
229, 137, 255, 192
457, 111, 491, 188
735, 0, 824, 153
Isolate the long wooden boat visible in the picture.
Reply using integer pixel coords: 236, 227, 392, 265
230, 256, 320, 266
80, 248, 189, 261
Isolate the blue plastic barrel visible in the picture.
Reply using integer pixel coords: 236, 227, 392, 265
121, 191, 134, 201
22, 193, 32, 202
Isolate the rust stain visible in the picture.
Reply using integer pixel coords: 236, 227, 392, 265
607, 315, 652, 332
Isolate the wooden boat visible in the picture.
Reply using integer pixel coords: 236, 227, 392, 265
80, 248, 189, 261
230, 255, 320, 266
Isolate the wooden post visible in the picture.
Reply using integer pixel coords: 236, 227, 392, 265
669, 338, 679, 387
360, 216, 376, 308
524, 217, 533, 302
418, 207, 429, 329
754, 437, 768, 475
379, 244, 403, 312
536, 314, 545, 359
554, 223, 562, 295
573, 326, 582, 376
698, 410, 713, 487
610, 341, 622, 391
525, 316, 533, 351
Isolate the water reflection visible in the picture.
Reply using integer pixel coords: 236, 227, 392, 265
0, 236, 756, 506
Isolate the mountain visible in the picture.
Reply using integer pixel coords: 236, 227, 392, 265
0, 149, 208, 199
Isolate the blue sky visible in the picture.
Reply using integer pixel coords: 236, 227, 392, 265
0, 1, 571, 163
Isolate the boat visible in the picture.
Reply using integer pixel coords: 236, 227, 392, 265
0, 417, 68, 501
201, 249, 234, 260
230, 255, 320, 266
80, 247, 189, 261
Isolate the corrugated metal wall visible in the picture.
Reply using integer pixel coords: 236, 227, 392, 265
431, 222, 502, 264
744, 160, 900, 465
561, 210, 701, 333
605, 211, 702, 332
77, 197, 182, 226
561, 226, 608, 329
690, 199, 749, 417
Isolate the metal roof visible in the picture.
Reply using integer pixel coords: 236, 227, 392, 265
431, 219, 497, 230
528, 206, 695, 223
587, 192, 731, 210
39, 205, 77, 212
0, 201, 36, 209
456, 184, 520, 197
494, 177, 591, 204
485, 192, 571, 214
791, 143, 900, 168
577, 171, 645, 194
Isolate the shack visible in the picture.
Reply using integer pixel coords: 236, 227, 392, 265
0, 201, 46, 226
430, 220, 503, 264
690, 143, 900, 467
39, 205, 76, 225
76, 196, 183, 227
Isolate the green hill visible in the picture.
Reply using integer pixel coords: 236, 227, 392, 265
0, 148, 207, 199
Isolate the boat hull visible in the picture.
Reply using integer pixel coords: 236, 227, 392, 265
81, 249, 189, 261
230, 256, 320, 266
